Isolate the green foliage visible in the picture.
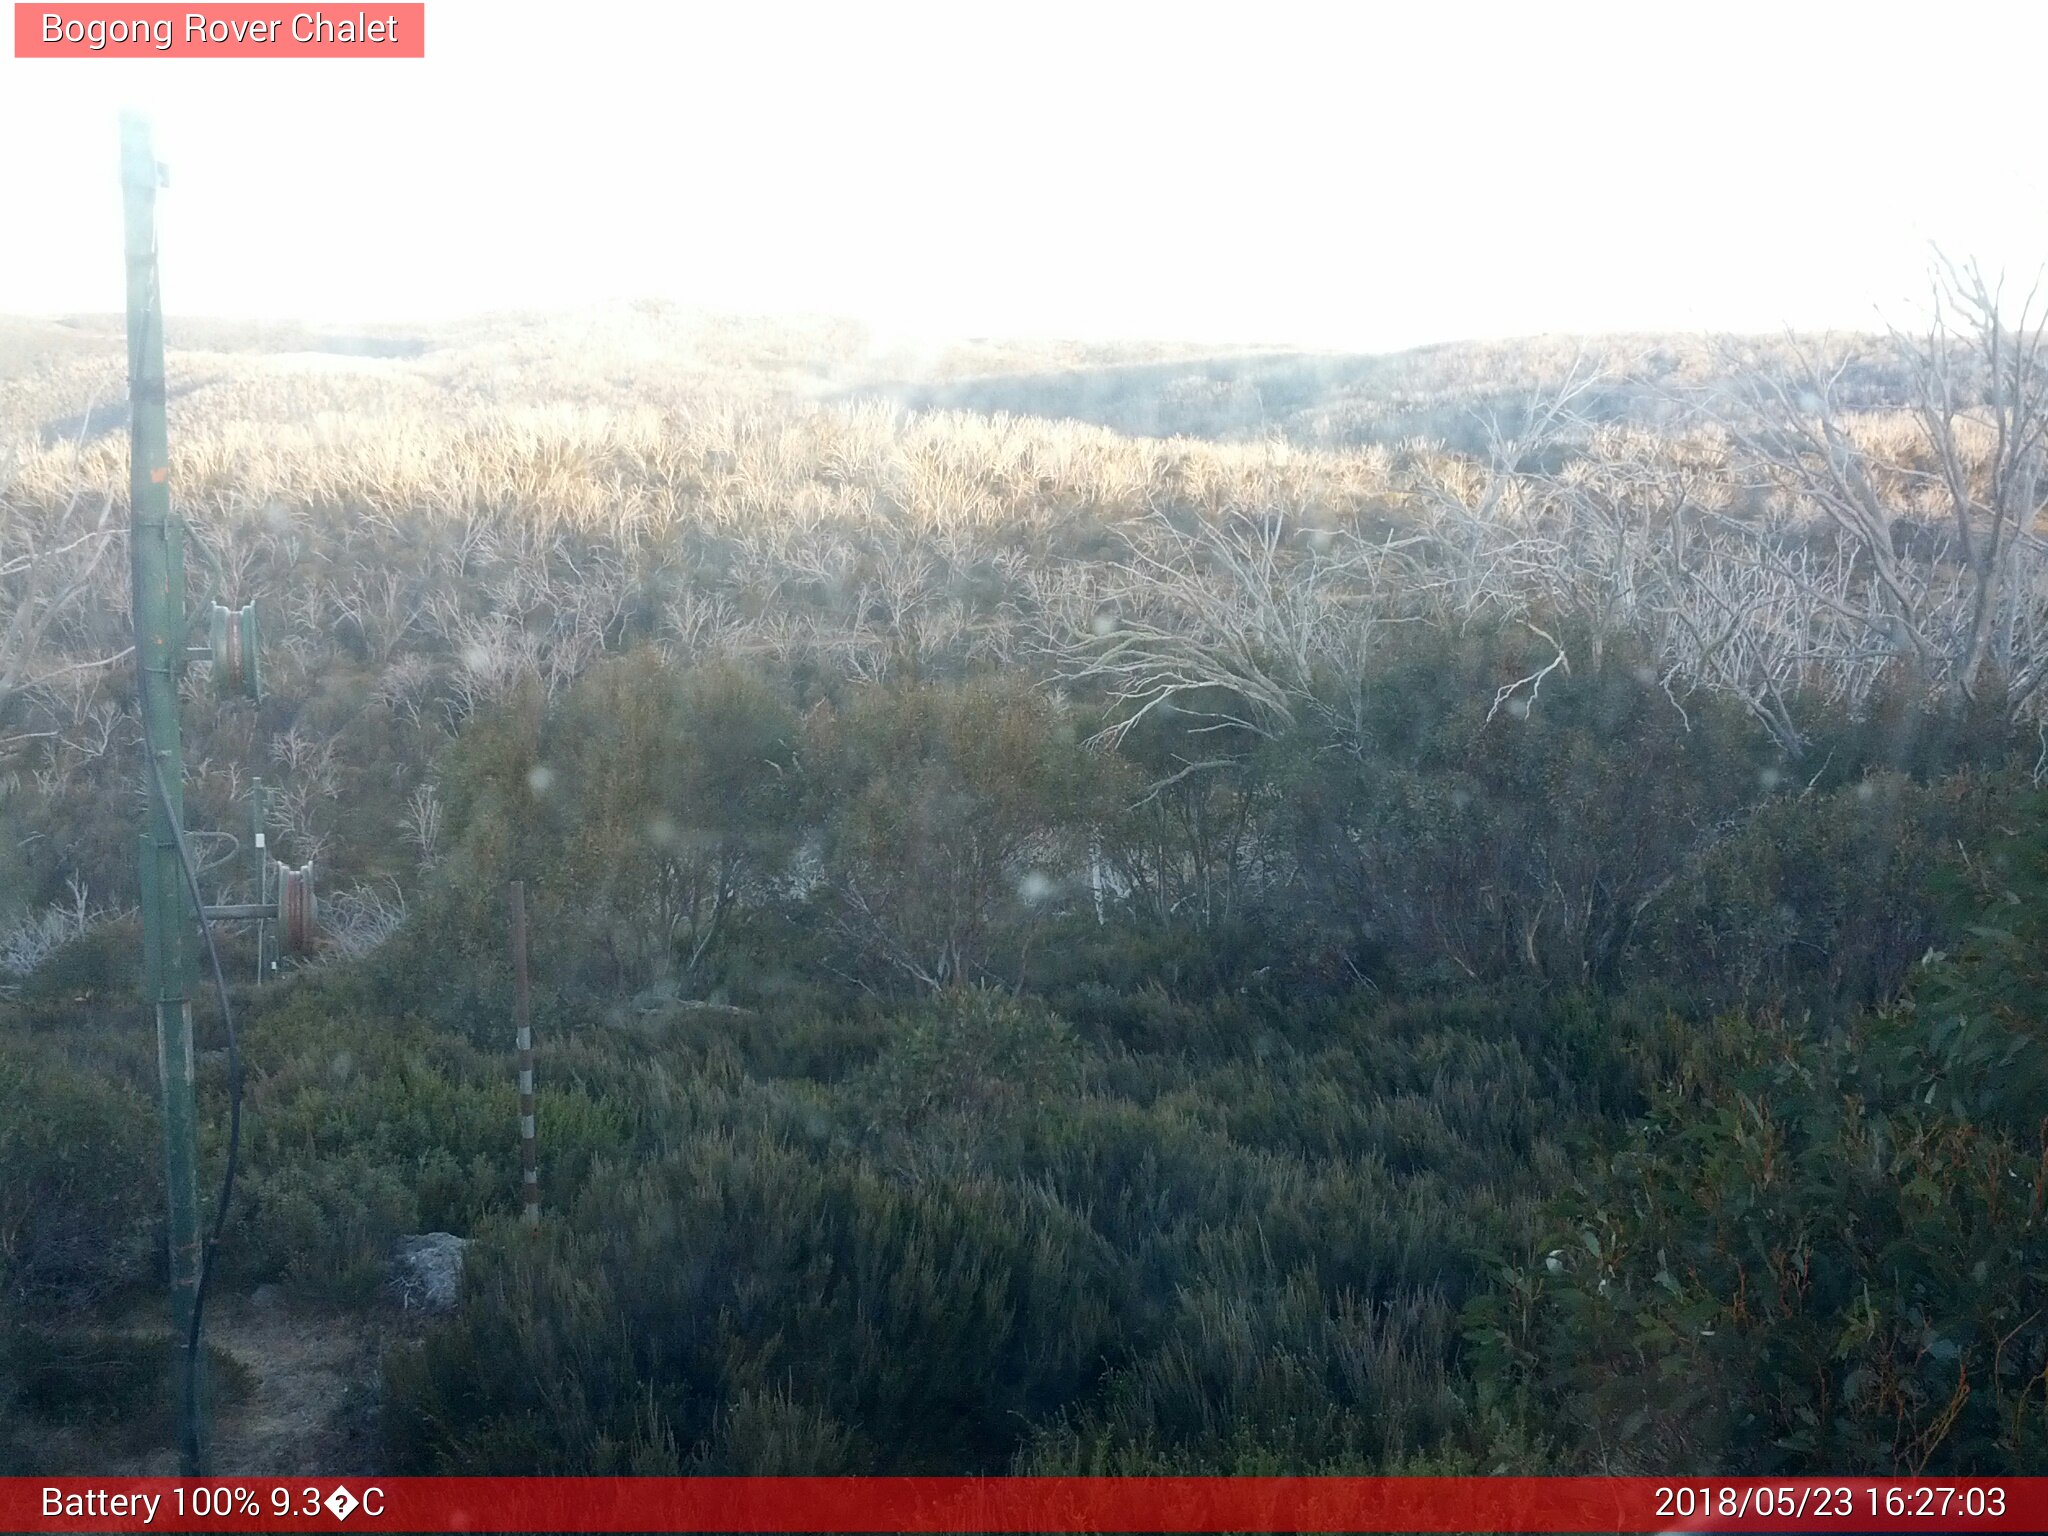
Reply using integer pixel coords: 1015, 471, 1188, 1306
10, 617, 2046, 1479
2, 1325, 176, 1426
1471, 816, 2048, 1473
371, 972, 1666, 1475
545, 653, 802, 995
1639, 769, 2023, 1016
383, 656, 807, 1030
1798, 685, 2026, 789
223, 983, 632, 1300
11, 915, 142, 1006
0, 1037, 159, 1306
1910, 791, 2048, 1137
852, 989, 1087, 1131
1275, 619, 1772, 987
385, 1126, 1125, 1473
1021, 1279, 1470, 1472
373, 679, 551, 1034
0, 1325, 251, 1472
230, 1156, 421, 1303
383, 633, 2022, 1024
627, 1002, 891, 1083
804, 678, 1108, 990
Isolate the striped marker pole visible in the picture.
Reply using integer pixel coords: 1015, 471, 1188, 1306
509, 880, 538, 1228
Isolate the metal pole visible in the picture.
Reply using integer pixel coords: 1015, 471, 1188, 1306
202, 903, 276, 922
122, 109, 206, 1476
510, 881, 538, 1227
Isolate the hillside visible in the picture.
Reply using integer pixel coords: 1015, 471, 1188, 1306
3, 300, 2046, 1478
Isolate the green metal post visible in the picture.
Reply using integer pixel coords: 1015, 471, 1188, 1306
122, 109, 207, 1477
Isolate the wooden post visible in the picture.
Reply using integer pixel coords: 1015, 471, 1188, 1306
251, 778, 270, 982
510, 880, 538, 1227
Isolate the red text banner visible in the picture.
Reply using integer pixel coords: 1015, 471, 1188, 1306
13, 4, 424, 57
4, 1477, 2048, 1533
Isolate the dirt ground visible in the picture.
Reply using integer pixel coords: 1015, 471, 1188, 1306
31, 1292, 390, 1476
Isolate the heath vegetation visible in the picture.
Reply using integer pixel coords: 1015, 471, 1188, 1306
3, 271, 2045, 1474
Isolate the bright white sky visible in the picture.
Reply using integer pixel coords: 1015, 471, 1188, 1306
2, 0, 2045, 351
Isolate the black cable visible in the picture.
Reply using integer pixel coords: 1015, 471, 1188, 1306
142, 748, 244, 1438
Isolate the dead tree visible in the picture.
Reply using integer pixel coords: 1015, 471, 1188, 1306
0, 475, 127, 756
1038, 506, 1417, 756
1727, 259, 2048, 719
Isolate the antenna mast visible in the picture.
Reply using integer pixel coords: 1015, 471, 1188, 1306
120, 108, 208, 1475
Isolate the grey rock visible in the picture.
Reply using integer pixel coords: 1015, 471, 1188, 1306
387, 1231, 470, 1313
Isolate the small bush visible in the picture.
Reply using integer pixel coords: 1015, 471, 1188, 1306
0, 1039, 159, 1306
11, 914, 142, 1006
229, 1156, 420, 1303
853, 989, 1087, 1132
0, 1323, 252, 1472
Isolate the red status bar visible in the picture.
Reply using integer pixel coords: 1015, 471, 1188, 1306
5, 1477, 2048, 1533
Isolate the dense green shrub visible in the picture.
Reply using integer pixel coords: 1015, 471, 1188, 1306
851, 989, 1087, 1131
1635, 768, 2023, 1016
1021, 1277, 1470, 1472
802, 677, 1111, 991
385, 1128, 1126, 1473
541, 653, 803, 996
11, 915, 143, 1007
0, 1325, 250, 1472
11, 630, 2045, 1478
217, 980, 632, 1300
380, 637, 2026, 1025
377, 971, 1659, 1475
1470, 1012, 2048, 1473
229, 1155, 421, 1302
1274, 620, 1771, 988
0, 1038, 159, 1306
1797, 685, 2027, 790
1470, 816, 2048, 1472
621, 1001, 890, 1082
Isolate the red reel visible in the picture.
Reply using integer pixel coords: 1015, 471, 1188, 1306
275, 861, 317, 954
